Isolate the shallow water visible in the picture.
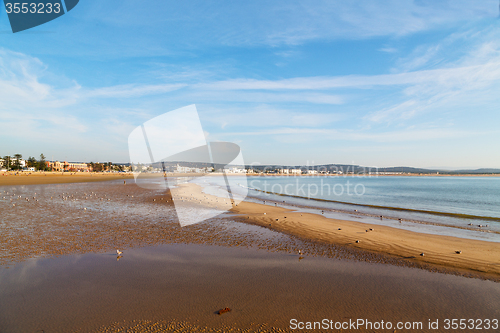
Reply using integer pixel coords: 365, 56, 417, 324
1, 179, 500, 332
1, 243, 499, 332
199, 176, 500, 242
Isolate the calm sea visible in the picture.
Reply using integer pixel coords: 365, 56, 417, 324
198, 175, 500, 242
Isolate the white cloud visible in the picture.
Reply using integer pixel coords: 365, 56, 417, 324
217, 127, 480, 143
185, 90, 344, 105
198, 61, 500, 91
2, 20, 499, 166
87, 83, 186, 98
378, 47, 398, 53
200, 105, 342, 129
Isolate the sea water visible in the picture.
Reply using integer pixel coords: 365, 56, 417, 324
197, 175, 500, 242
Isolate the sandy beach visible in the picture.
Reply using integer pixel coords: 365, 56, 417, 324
1, 173, 498, 279
0, 171, 134, 186
171, 182, 500, 280
1, 175, 499, 332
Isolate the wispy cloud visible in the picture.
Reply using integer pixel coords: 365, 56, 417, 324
200, 105, 343, 129
87, 83, 186, 98
378, 47, 398, 53
22, 0, 496, 59
198, 62, 500, 91
217, 127, 481, 143
2, 18, 500, 166
0, 49, 80, 111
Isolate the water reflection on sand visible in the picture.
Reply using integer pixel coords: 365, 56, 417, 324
1, 180, 500, 332
1, 244, 499, 332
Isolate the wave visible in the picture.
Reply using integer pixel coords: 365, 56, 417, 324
247, 186, 500, 222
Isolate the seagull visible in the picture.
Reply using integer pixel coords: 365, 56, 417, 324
298, 250, 303, 255
355, 240, 360, 243
116, 249, 123, 255
420, 252, 425, 256
455, 250, 462, 254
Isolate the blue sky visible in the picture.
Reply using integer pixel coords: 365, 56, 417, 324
0, 0, 499, 168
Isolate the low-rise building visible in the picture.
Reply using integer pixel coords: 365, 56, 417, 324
46, 161, 90, 172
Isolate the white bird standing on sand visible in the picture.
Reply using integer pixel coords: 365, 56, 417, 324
116, 249, 123, 255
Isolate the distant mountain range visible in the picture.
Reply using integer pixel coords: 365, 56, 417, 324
246, 164, 500, 174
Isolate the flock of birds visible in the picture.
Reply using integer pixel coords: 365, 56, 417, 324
261, 201, 469, 259
2, 190, 113, 211
0, 188, 472, 262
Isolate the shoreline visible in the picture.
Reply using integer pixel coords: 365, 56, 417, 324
171, 182, 500, 280
1, 171, 497, 188
2, 175, 499, 281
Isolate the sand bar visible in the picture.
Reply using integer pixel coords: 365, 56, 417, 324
1, 175, 499, 280
1, 177, 500, 331
172, 183, 500, 278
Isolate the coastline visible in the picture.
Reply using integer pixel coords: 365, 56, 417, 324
172, 182, 500, 279
2, 171, 497, 188
1, 174, 499, 280
2, 177, 500, 331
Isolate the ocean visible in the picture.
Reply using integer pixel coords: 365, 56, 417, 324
198, 175, 500, 242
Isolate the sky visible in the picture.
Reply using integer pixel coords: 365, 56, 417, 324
0, 0, 499, 168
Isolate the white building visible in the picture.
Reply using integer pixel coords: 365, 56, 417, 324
226, 167, 246, 174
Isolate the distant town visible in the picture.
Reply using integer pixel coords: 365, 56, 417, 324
1, 153, 499, 175
0, 154, 128, 173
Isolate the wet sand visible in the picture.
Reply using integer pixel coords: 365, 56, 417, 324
0, 180, 426, 271
172, 183, 500, 279
1, 179, 500, 332
1, 244, 499, 333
